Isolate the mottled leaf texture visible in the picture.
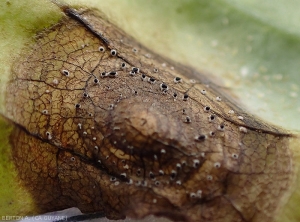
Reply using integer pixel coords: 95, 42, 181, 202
5, 5, 294, 222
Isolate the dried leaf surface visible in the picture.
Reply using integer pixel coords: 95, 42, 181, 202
6, 6, 294, 222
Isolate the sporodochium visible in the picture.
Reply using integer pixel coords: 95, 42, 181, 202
5, 4, 294, 222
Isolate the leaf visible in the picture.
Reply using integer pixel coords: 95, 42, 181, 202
63, 0, 300, 131
0, 0, 63, 216
2, 3, 297, 222
0, 0, 300, 222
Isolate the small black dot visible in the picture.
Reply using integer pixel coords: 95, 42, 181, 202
185, 116, 191, 123
232, 154, 239, 159
149, 172, 155, 179
110, 49, 117, 56
209, 115, 215, 121
205, 106, 210, 111
109, 71, 117, 77
75, 104, 81, 108
121, 63, 126, 68
120, 174, 126, 179
197, 135, 206, 140
142, 74, 146, 78
194, 161, 200, 168
183, 94, 189, 100
149, 77, 155, 82
94, 78, 99, 83
175, 77, 181, 81
160, 83, 168, 90
170, 171, 177, 180
83, 92, 88, 98
62, 70, 69, 76
132, 67, 139, 73
173, 92, 177, 97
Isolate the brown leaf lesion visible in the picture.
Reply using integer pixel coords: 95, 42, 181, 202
5, 5, 295, 222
